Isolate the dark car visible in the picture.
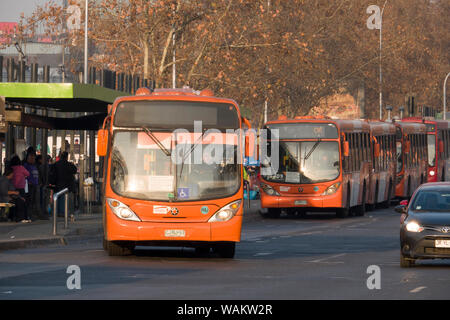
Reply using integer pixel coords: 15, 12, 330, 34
397, 182, 450, 268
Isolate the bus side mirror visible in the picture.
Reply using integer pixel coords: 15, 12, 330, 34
405, 141, 411, 154
374, 143, 381, 158
343, 141, 349, 157
439, 140, 444, 154
245, 129, 256, 158
97, 129, 108, 157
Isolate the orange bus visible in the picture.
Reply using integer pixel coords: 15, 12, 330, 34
97, 87, 250, 258
401, 118, 450, 182
366, 121, 397, 209
394, 121, 428, 198
259, 117, 371, 218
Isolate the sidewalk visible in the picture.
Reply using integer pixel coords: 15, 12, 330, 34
0, 214, 103, 251
0, 200, 262, 252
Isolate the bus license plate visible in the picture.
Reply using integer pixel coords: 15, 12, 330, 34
165, 230, 186, 237
295, 200, 307, 205
435, 240, 450, 248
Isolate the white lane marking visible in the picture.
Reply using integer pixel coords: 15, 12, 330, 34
306, 253, 346, 263
1, 291, 12, 294
254, 252, 273, 256
410, 286, 427, 293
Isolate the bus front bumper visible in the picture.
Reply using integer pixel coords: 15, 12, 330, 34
106, 212, 243, 243
260, 191, 342, 209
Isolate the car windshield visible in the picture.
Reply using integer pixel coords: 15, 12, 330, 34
110, 131, 240, 201
262, 141, 340, 184
411, 190, 450, 212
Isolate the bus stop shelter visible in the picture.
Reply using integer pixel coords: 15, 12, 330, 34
0, 82, 128, 212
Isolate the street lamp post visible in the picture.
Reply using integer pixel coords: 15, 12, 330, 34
84, 0, 88, 84
444, 72, 450, 120
379, 0, 388, 120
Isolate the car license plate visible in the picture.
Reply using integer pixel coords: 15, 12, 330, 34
164, 230, 186, 237
435, 240, 450, 248
295, 200, 307, 205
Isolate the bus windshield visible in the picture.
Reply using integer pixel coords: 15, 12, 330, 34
110, 131, 240, 202
262, 141, 340, 184
427, 134, 436, 167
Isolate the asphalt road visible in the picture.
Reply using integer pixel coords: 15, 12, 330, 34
1, 207, 449, 300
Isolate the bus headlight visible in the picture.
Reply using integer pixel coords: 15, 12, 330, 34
208, 200, 242, 222
107, 198, 141, 222
429, 170, 435, 176
322, 182, 341, 195
260, 183, 280, 196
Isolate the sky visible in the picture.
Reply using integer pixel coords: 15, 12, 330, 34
0, 0, 60, 23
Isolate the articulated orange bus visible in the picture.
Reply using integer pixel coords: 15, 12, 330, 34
259, 117, 370, 218
394, 121, 428, 198
401, 118, 450, 182
97, 87, 250, 258
367, 121, 397, 209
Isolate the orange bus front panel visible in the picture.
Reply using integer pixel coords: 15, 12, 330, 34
260, 191, 343, 209
106, 206, 242, 243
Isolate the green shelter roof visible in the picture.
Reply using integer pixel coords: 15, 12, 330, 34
0, 82, 129, 112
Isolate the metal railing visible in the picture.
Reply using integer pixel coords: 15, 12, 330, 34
52, 188, 69, 236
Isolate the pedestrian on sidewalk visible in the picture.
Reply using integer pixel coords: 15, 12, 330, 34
52, 152, 77, 217
10, 155, 31, 221
0, 167, 28, 223
24, 152, 48, 220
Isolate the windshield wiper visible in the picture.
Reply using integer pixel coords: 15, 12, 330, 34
304, 139, 321, 161
141, 126, 171, 157
178, 130, 209, 179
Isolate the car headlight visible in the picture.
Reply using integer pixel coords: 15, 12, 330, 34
405, 221, 423, 233
107, 198, 141, 222
260, 183, 280, 196
322, 182, 341, 195
208, 200, 242, 222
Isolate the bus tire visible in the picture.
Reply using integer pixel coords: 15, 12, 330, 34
267, 208, 281, 219
107, 241, 135, 256
380, 182, 392, 209
215, 242, 236, 259
337, 187, 350, 218
355, 186, 366, 217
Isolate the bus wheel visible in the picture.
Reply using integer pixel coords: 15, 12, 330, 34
267, 208, 281, 219
215, 242, 236, 259
337, 188, 350, 218
107, 241, 135, 256
355, 190, 366, 217
380, 183, 392, 208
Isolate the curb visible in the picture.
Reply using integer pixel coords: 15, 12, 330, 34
0, 237, 67, 251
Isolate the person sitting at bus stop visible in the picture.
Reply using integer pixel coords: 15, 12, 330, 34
0, 167, 27, 223
51, 152, 77, 217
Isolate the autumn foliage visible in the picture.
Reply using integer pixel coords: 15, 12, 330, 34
15, 0, 450, 126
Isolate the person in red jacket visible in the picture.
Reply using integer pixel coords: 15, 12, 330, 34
10, 155, 31, 222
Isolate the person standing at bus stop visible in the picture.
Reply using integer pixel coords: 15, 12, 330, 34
52, 152, 77, 217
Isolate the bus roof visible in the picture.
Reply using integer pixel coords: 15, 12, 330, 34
265, 117, 370, 132
368, 121, 396, 135
394, 120, 427, 134
402, 117, 450, 130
